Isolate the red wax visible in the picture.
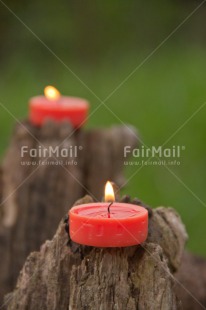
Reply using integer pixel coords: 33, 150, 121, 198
29, 96, 89, 128
69, 203, 148, 247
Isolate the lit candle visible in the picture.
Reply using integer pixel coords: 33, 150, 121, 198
69, 182, 148, 247
29, 86, 89, 128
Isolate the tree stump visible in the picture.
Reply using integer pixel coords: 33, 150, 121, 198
0, 120, 138, 304
3, 195, 190, 310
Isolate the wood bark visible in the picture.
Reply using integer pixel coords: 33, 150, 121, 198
4, 195, 189, 310
0, 120, 138, 304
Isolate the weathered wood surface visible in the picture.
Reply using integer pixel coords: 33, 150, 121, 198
4, 195, 189, 310
0, 120, 138, 304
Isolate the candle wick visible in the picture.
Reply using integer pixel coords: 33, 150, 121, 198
107, 202, 113, 216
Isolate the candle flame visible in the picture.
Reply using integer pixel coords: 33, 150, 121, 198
44, 86, 61, 100
105, 181, 115, 202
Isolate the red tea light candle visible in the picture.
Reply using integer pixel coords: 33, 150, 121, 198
29, 86, 89, 128
69, 182, 148, 247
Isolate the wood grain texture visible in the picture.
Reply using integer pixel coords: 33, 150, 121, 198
4, 195, 188, 310
0, 120, 138, 304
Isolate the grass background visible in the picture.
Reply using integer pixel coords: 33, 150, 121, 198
0, 45, 206, 255
1, 1, 206, 256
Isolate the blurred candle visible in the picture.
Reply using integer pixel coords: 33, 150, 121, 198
29, 86, 89, 128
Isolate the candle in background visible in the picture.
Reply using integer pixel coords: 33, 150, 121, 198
29, 86, 89, 128
69, 181, 148, 247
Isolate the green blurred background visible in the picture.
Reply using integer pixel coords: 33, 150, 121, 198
0, 0, 206, 255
